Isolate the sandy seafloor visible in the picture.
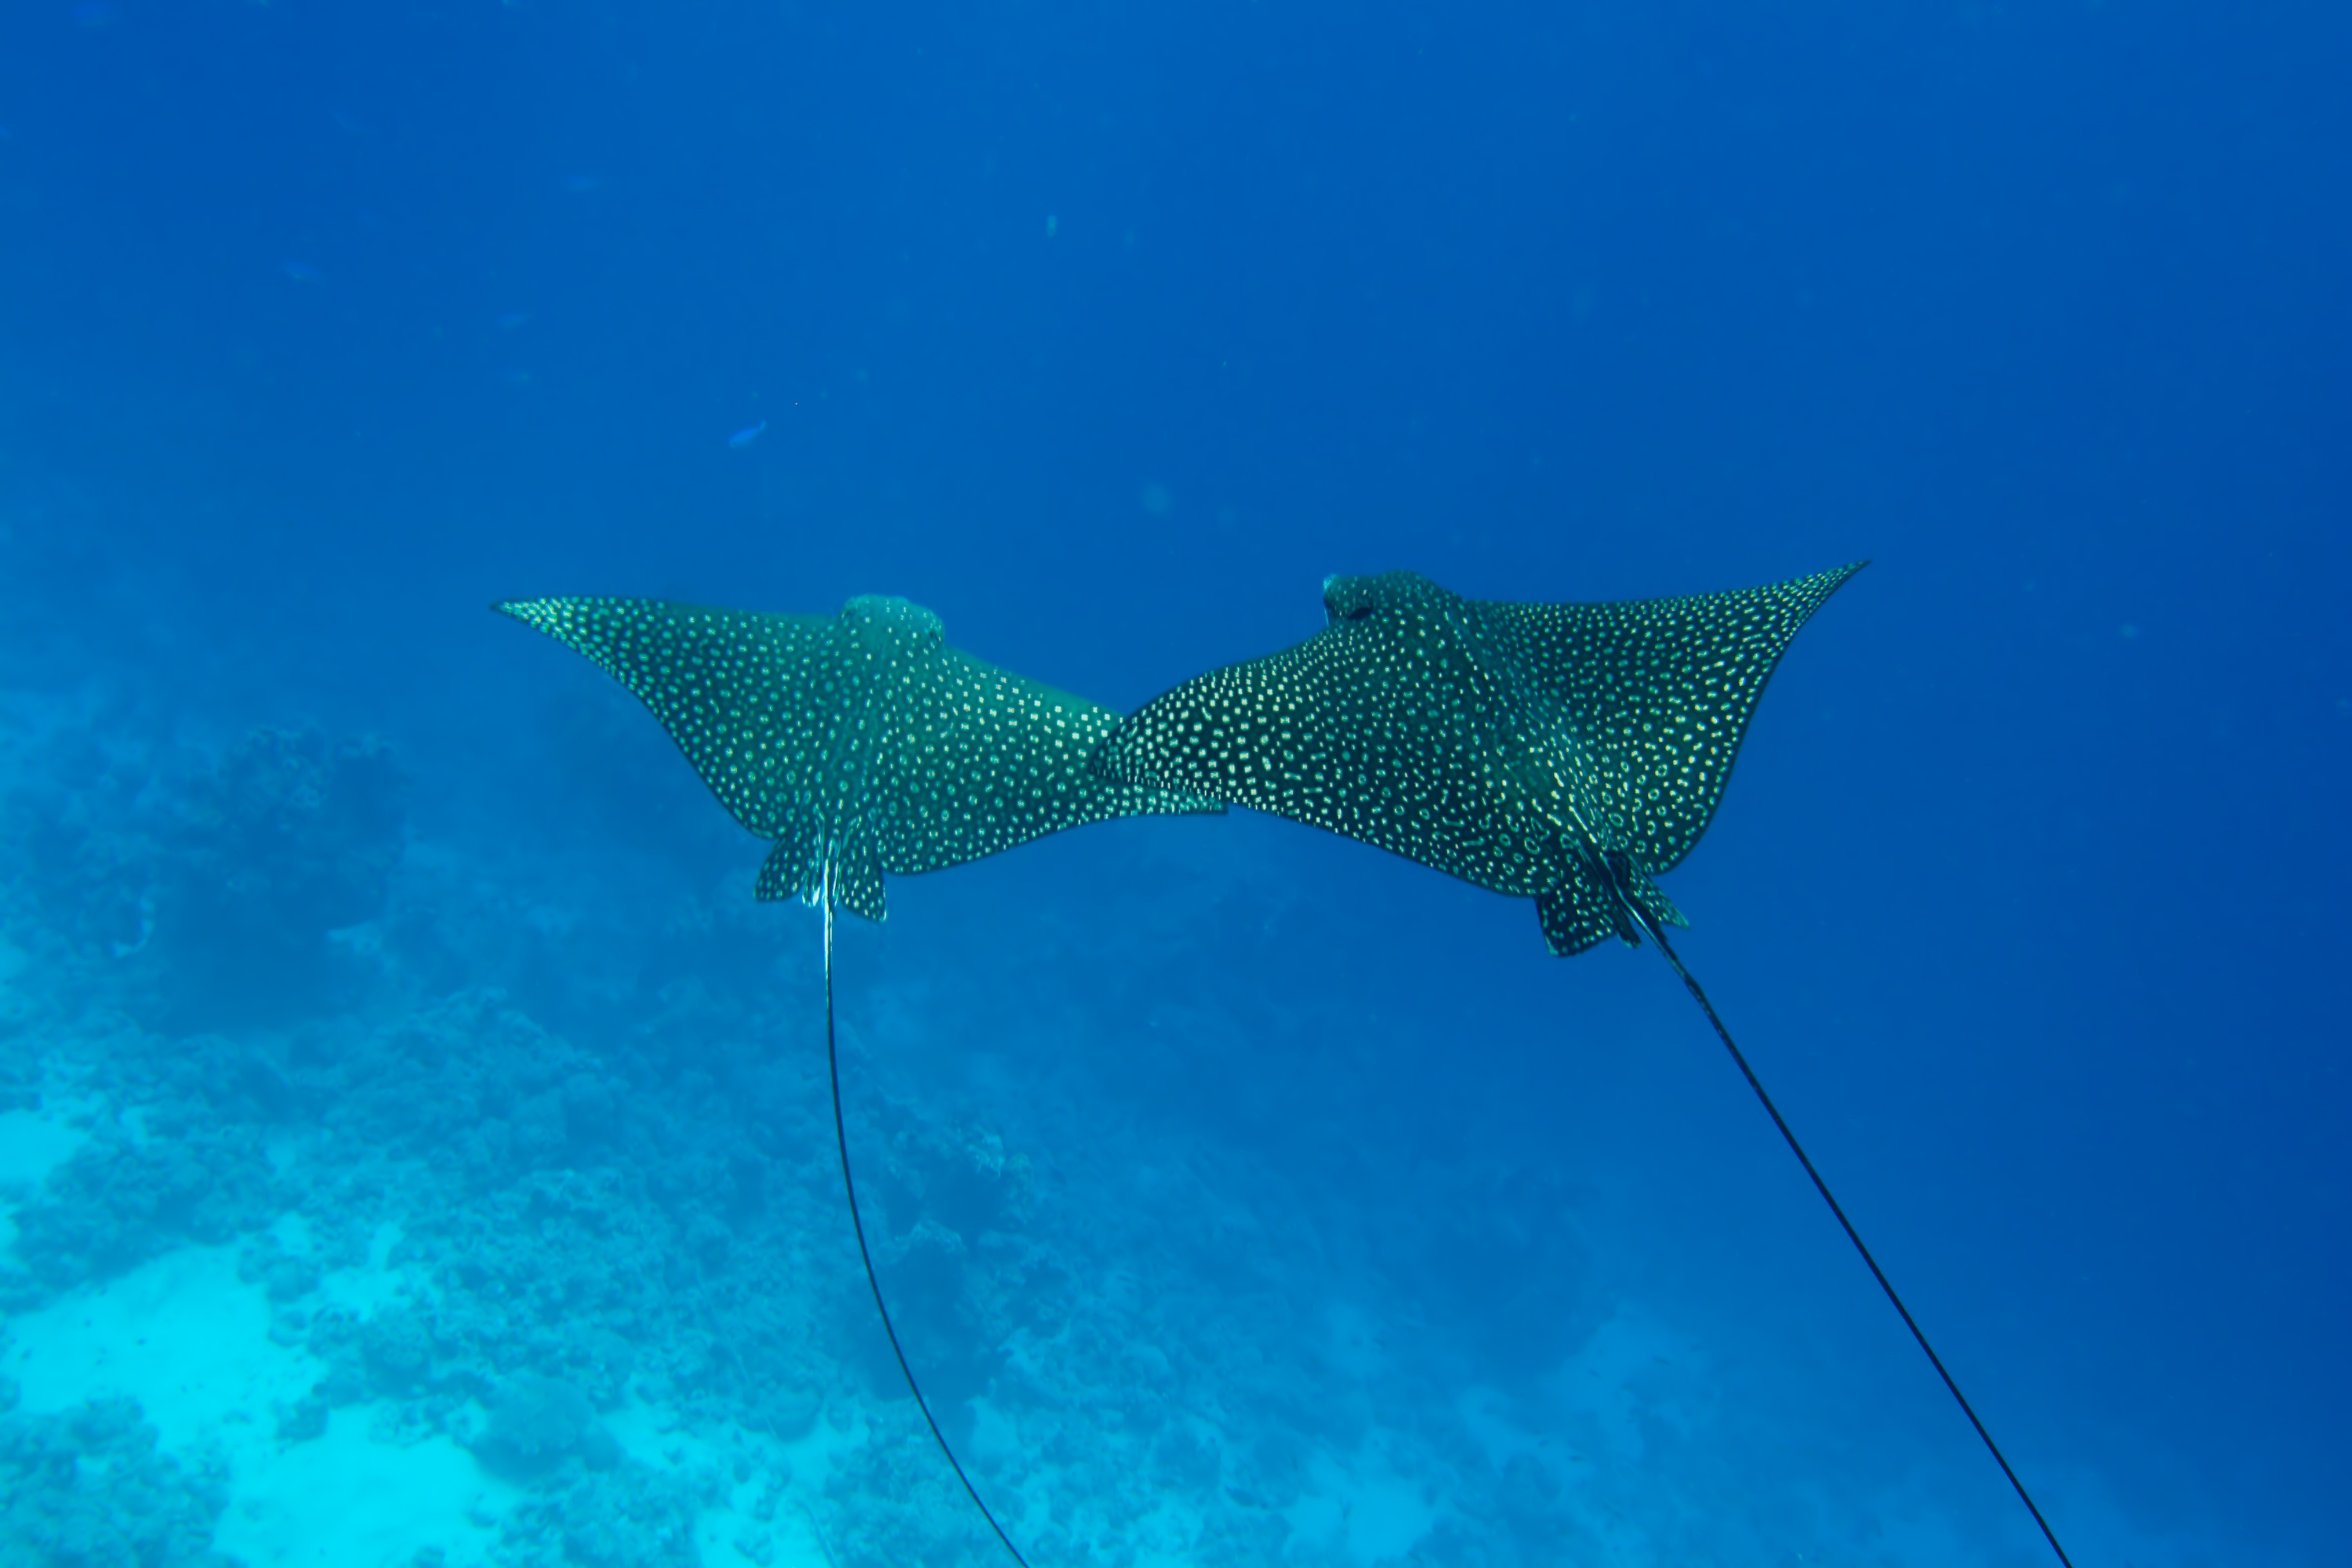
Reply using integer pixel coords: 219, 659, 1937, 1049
0, 656, 2223, 1568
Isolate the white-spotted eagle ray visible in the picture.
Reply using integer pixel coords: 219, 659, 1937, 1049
500, 593, 1220, 921
1095, 564, 2075, 1566
499, 592, 1223, 1566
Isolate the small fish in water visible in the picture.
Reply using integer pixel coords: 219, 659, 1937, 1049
727, 420, 767, 450
281, 260, 322, 284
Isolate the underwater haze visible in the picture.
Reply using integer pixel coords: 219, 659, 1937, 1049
2, 2, 2347, 1565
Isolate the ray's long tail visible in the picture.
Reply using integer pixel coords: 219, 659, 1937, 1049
823, 899, 1033, 1567
1630, 907, 2074, 1568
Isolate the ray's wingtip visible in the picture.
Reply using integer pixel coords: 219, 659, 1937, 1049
492, 597, 565, 626
1803, 559, 1871, 597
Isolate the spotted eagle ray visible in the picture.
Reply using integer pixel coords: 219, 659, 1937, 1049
1095, 564, 2074, 1566
499, 593, 1221, 1566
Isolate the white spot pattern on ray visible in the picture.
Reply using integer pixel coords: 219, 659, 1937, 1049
499, 593, 1221, 921
1096, 565, 1862, 955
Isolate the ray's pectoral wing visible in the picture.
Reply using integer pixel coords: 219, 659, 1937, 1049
1477, 562, 1864, 873
872, 647, 1223, 878
495, 596, 844, 840
1097, 627, 1520, 887
499, 595, 891, 917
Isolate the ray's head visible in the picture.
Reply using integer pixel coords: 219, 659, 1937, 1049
1320, 570, 1456, 626
840, 594, 946, 648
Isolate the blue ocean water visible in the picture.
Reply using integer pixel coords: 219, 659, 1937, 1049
0, 1, 2344, 1563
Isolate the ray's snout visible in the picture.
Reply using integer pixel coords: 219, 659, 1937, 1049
1322, 573, 1392, 624
1322, 570, 1441, 624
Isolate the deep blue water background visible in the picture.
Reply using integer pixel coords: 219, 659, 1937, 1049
2, 1, 2346, 1563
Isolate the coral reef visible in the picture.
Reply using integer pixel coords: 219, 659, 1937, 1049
472, 1374, 622, 1483
0, 1385, 232, 1568
0, 722, 406, 1029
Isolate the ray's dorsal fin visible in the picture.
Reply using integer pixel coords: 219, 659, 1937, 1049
496, 593, 1223, 920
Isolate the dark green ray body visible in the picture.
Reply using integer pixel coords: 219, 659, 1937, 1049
1095, 564, 1861, 954
499, 593, 1222, 920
